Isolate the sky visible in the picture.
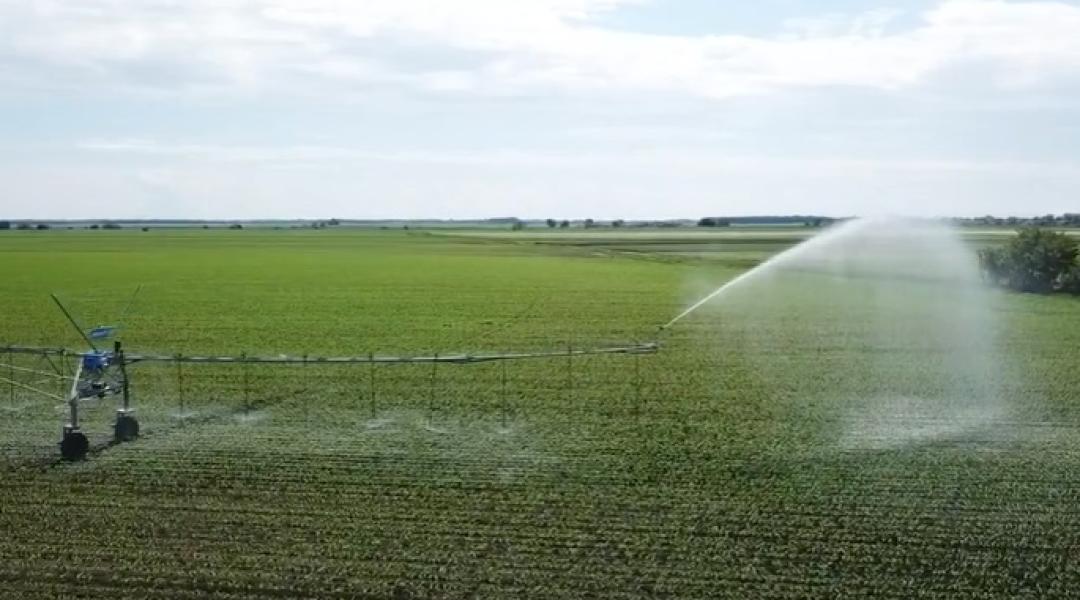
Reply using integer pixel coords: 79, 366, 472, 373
2, 0, 1079, 220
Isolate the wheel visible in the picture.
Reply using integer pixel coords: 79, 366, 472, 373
59, 430, 89, 461
114, 414, 139, 442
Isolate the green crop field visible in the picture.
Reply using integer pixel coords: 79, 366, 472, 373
2, 227, 1080, 598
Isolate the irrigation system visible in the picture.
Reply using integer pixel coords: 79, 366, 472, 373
2, 292, 660, 461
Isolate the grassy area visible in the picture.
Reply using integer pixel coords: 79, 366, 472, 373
1, 227, 1079, 598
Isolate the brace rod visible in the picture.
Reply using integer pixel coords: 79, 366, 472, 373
50, 294, 99, 352
0, 375, 64, 402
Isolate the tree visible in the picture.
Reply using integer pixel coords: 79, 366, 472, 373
559, 220, 570, 228
546, 219, 557, 228
511, 220, 526, 231
612, 219, 625, 228
0, 221, 9, 230
229, 223, 243, 230
979, 228, 1080, 294
35, 223, 50, 230
584, 218, 596, 229
697, 217, 731, 227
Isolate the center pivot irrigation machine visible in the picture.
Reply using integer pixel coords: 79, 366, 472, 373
3, 289, 660, 461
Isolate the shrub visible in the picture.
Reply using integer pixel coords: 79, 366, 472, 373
979, 228, 1080, 294
1061, 265, 1080, 295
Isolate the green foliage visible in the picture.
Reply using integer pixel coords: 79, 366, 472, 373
979, 227, 1080, 294
1061, 264, 1080, 295
0, 220, 9, 230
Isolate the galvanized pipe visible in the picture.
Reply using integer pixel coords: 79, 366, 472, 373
68, 362, 84, 430
2, 343, 659, 365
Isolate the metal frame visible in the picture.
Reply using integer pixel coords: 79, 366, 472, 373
4, 340, 658, 461
4, 343, 659, 365
5, 289, 658, 461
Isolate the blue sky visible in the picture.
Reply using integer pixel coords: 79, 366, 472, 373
1, 0, 1079, 219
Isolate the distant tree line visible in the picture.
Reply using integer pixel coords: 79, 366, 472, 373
0, 219, 346, 231
2, 221, 51, 230
0, 221, 120, 230
697, 218, 731, 227
544, 219, 567, 228
979, 228, 1080, 295
519, 218, 628, 230
697, 215, 834, 227
957, 213, 1080, 228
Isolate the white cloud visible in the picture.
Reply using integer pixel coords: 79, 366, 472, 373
8, 147, 1080, 220
3, 0, 1080, 99
75, 137, 1080, 180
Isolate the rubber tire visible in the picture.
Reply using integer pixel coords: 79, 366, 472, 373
115, 415, 139, 442
60, 431, 89, 461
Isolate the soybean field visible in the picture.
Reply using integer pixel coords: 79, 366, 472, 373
2, 227, 1080, 598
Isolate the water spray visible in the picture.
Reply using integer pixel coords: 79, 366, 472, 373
657, 216, 1009, 449
655, 219, 861, 333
